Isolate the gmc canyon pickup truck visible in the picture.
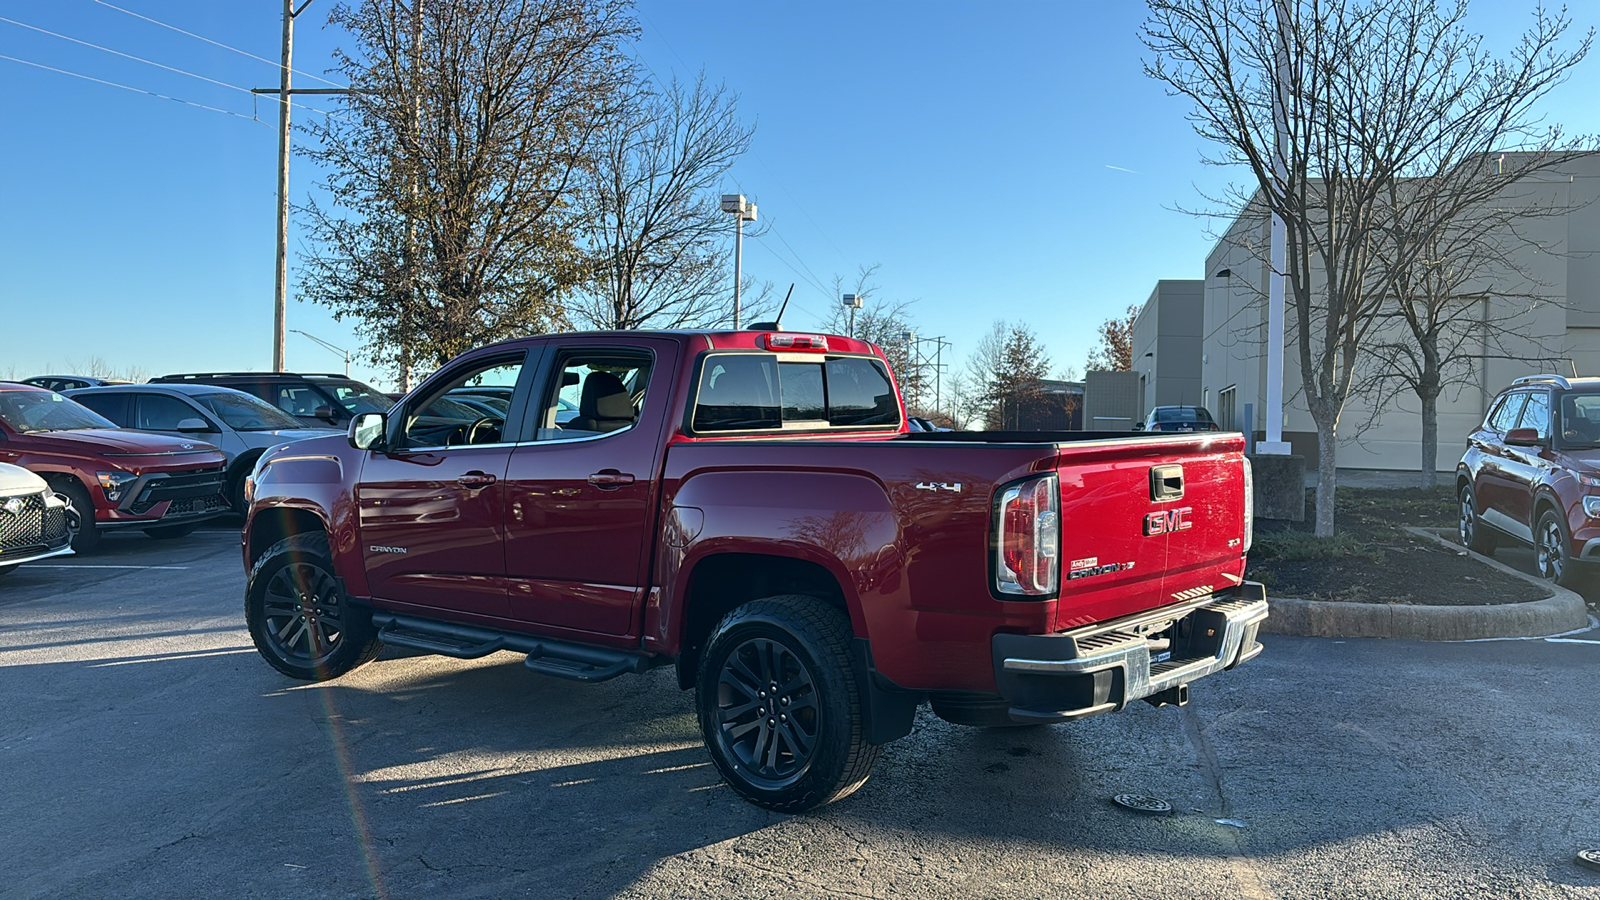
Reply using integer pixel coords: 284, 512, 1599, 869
243, 329, 1266, 811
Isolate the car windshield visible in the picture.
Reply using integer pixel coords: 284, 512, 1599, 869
0, 389, 117, 433
192, 391, 307, 432
1559, 393, 1600, 448
316, 379, 391, 415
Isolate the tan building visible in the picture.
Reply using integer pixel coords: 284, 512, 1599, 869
1129, 280, 1205, 423
1196, 154, 1600, 474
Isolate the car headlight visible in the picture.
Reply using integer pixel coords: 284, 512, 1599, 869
1584, 496, 1600, 519
1579, 473, 1600, 489
96, 470, 139, 502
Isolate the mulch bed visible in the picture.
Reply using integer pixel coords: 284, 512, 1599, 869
1246, 487, 1551, 606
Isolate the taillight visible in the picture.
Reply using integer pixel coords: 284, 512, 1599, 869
994, 473, 1060, 597
763, 333, 829, 351
1242, 456, 1254, 554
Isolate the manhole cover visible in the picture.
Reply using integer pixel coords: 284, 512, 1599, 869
1112, 793, 1173, 815
1578, 849, 1600, 873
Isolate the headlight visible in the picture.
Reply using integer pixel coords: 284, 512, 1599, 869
1584, 496, 1600, 519
96, 470, 139, 502
1579, 473, 1600, 488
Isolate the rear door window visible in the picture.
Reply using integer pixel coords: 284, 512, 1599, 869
71, 392, 130, 425
691, 354, 900, 432
1489, 393, 1527, 433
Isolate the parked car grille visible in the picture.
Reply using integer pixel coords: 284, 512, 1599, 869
0, 490, 68, 557
163, 494, 229, 517
127, 467, 227, 515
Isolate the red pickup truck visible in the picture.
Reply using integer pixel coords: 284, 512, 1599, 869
242, 330, 1266, 811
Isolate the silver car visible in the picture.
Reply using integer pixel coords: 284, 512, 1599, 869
66, 384, 343, 513
0, 462, 72, 578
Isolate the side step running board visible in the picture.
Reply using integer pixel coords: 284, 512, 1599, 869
371, 613, 658, 683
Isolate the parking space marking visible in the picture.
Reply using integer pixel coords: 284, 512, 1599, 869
21, 565, 191, 570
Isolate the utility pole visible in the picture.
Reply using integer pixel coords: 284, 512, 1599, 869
254, 0, 357, 373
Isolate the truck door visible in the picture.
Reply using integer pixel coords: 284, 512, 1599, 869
356, 350, 535, 620
502, 338, 678, 639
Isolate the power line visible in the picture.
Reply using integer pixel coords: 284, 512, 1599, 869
0, 53, 263, 123
0, 14, 348, 120
90, 0, 346, 88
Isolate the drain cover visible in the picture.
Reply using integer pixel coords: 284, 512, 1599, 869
1112, 793, 1173, 815
1579, 849, 1600, 873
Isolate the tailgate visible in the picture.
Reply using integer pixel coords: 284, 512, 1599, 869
1052, 435, 1247, 632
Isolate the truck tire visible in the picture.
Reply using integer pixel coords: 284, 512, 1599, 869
696, 595, 879, 812
245, 533, 380, 681
52, 477, 101, 554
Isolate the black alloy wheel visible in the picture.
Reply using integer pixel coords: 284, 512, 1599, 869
245, 533, 380, 681
696, 595, 880, 812
1458, 484, 1496, 555
713, 636, 822, 790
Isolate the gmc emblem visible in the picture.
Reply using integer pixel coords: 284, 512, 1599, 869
1144, 507, 1193, 535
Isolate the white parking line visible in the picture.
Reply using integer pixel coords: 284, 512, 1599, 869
21, 565, 190, 570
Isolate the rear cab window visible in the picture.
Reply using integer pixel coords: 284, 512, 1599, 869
690, 353, 900, 434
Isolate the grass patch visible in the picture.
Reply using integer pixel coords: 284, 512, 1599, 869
1245, 485, 1547, 605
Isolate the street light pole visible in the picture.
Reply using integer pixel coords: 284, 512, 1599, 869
721, 194, 757, 329
842, 293, 862, 338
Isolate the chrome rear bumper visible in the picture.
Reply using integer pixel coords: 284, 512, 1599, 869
992, 583, 1269, 724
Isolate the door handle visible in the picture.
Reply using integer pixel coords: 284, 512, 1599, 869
587, 470, 636, 489
457, 471, 497, 488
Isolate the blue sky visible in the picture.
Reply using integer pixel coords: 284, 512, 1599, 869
2, 1, 1598, 391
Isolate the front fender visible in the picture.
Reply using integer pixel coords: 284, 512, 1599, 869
244, 444, 368, 595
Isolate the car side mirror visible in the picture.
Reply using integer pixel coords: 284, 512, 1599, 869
1132, 422, 1145, 431
1504, 427, 1544, 447
349, 412, 387, 451
175, 417, 212, 433
313, 405, 338, 421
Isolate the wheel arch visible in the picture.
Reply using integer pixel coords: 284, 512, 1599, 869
672, 549, 853, 690
246, 504, 331, 570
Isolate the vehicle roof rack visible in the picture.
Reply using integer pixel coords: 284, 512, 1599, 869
154, 372, 348, 380
1511, 374, 1572, 389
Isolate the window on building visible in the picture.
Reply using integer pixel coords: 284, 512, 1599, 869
1218, 386, 1237, 433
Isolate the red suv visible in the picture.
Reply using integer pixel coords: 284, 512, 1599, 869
1457, 374, 1600, 587
0, 383, 229, 551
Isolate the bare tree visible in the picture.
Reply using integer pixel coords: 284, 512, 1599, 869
300, 0, 635, 375
1086, 303, 1139, 372
1359, 167, 1574, 485
1144, 0, 1590, 536
571, 72, 755, 330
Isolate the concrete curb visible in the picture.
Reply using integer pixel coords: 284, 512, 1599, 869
1259, 526, 1591, 641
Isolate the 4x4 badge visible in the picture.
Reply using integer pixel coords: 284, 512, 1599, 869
914, 482, 962, 493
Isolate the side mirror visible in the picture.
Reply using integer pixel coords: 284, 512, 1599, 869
313, 405, 338, 421
175, 417, 213, 433
1504, 427, 1544, 447
349, 412, 387, 451
1132, 422, 1145, 431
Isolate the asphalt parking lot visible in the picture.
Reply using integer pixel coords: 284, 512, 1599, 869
3, 527, 1599, 899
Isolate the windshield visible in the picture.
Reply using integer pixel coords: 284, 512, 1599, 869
316, 379, 391, 415
1559, 393, 1600, 449
192, 390, 307, 432
0, 389, 118, 433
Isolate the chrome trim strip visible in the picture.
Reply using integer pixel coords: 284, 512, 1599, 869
3, 543, 74, 567
1482, 508, 1534, 542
